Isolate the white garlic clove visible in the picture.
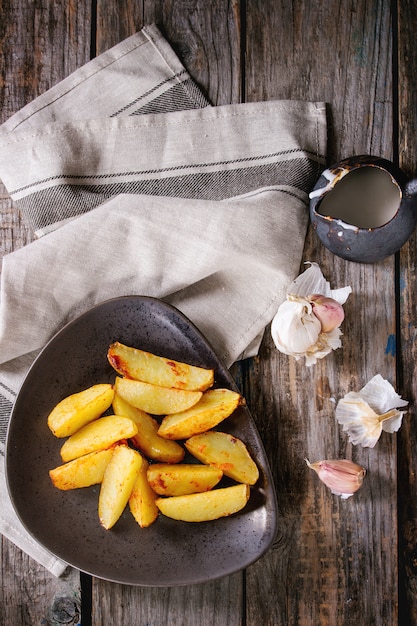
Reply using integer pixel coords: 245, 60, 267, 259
271, 298, 321, 357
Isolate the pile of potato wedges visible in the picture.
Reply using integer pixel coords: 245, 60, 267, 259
47, 342, 259, 530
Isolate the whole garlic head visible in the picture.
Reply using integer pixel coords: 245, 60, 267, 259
271, 263, 351, 366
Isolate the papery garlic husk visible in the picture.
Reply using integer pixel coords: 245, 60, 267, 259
287, 262, 352, 305
335, 374, 408, 448
306, 458, 366, 499
304, 325, 343, 366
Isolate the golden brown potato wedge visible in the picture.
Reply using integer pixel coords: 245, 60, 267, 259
157, 388, 242, 440
60, 414, 138, 462
49, 448, 115, 490
147, 463, 223, 496
108, 342, 214, 391
98, 445, 143, 530
112, 393, 184, 463
114, 376, 202, 415
185, 431, 259, 485
128, 458, 159, 528
155, 483, 250, 522
47, 384, 115, 438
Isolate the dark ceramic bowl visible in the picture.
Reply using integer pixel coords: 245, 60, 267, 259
309, 155, 417, 263
6, 296, 277, 586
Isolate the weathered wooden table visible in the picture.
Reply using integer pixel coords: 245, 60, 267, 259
1, 1, 417, 624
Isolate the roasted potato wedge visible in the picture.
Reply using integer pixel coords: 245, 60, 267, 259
49, 448, 115, 490
128, 458, 159, 528
60, 414, 138, 462
157, 388, 242, 440
155, 483, 250, 522
47, 384, 115, 438
114, 377, 202, 415
108, 342, 214, 391
98, 445, 143, 529
112, 393, 184, 463
147, 463, 223, 496
185, 431, 259, 485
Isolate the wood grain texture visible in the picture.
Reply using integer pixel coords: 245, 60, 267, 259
91, 575, 243, 626
96, 0, 145, 53
245, 0, 393, 159
0, 539, 80, 625
147, 0, 242, 106
242, 1, 397, 625
0, 0, 91, 121
397, 1, 417, 624
0, 0, 90, 622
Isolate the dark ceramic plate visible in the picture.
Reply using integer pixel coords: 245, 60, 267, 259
6, 296, 277, 586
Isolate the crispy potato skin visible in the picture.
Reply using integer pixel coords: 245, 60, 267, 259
128, 458, 159, 527
114, 377, 202, 415
157, 388, 242, 440
112, 393, 184, 463
185, 431, 259, 485
47, 384, 115, 438
49, 448, 114, 490
147, 463, 223, 496
108, 342, 214, 391
155, 484, 250, 522
98, 445, 143, 530
60, 414, 138, 462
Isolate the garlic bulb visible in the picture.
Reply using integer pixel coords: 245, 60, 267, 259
335, 374, 408, 447
306, 458, 366, 499
271, 263, 351, 366
271, 296, 321, 356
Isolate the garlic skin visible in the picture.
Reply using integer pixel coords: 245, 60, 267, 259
287, 262, 352, 305
306, 458, 366, 499
271, 263, 351, 366
336, 374, 408, 448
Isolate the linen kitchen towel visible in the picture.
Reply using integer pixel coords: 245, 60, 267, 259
0, 24, 327, 575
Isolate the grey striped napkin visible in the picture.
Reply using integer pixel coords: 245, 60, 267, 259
0, 24, 326, 575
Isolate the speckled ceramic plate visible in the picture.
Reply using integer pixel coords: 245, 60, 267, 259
6, 296, 277, 586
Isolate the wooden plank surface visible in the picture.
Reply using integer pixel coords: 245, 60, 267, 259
398, 1, 417, 625
0, 2, 90, 624
243, 2, 397, 625
1, 1, 415, 625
